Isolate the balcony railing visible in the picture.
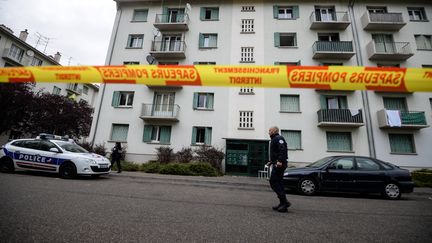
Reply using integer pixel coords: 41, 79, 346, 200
140, 104, 180, 121
310, 11, 350, 30
2, 48, 24, 66
154, 14, 189, 31
312, 41, 355, 59
150, 41, 186, 59
366, 41, 413, 61
66, 83, 82, 95
317, 109, 364, 127
361, 12, 406, 31
377, 109, 429, 129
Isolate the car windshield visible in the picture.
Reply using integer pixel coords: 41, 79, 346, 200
55, 141, 88, 153
306, 157, 333, 168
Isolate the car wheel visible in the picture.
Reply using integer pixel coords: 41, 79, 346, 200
298, 178, 317, 196
0, 157, 14, 173
59, 162, 77, 179
383, 182, 401, 200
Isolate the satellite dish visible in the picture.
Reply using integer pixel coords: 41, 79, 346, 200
146, 55, 156, 65
26, 50, 34, 57
152, 28, 161, 37
186, 3, 192, 12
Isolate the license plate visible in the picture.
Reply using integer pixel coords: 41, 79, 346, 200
99, 164, 109, 168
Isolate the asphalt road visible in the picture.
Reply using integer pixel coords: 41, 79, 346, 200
0, 171, 431, 243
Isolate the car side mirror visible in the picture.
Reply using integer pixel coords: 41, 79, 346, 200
49, 148, 61, 153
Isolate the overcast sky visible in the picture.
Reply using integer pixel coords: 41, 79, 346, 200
0, 0, 117, 66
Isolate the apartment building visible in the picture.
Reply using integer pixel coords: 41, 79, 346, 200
0, 25, 99, 144
91, 0, 432, 175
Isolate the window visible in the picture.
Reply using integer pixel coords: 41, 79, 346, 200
389, 134, 415, 154
83, 86, 89, 95
320, 95, 347, 109
112, 91, 134, 107
415, 35, 432, 50
242, 6, 255, 12
159, 62, 179, 65
240, 87, 254, 94
241, 19, 254, 33
143, 125, 171, 144
199, 33, 218, 48
328, 158, 354, 170
241, 47, 254, 62
383, 97, 407, 111
111, 124, 129, 142
377, 63, 400, 67
8, 44, 24, 62
281, 130, 302, 150
356, 158, 381, 171
124, 61, 140, 65
326, 132, 352, 152
192, 127, 212, 145
39, 141, 58, 152
193, 93, 214, 109
200, 7, 219, 21
132, 9, 148, 22
193, 62, 216, 65
52, 86, 61, 95
318, 33, 340, 42
314, 6, 336, 21
321, 63, 343, 66
367, 6, 387, 13
127, 34, 144, 48
239, 111, 253, 129
273, 6, 299, 19
274, 33, 297, 47
275, 62, 300, 66
31, 57, 43, 66
280, 95, 300, 112
408, 7, 427, 21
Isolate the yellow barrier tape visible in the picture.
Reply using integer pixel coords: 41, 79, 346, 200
1, 65, 431, 92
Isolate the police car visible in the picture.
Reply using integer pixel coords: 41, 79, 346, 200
0, 134, 111, 178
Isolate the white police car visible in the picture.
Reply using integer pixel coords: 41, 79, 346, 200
0, 134, 111, 178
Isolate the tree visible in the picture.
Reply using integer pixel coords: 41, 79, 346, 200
0, 83, 35, 136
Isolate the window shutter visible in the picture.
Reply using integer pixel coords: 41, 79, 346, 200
212, 8, 219, 20
112, 91, 120, 107
162, 7, 169, 22
293, 6, 300, 19
143, 125, 153, 142
205, 127, 212, 145
273, 5, 278, 19
199, 33, 204, 48
200, 7, 205, 20
193, 93, 198, 109
294, 33, 298, 46
274, 32, 280, 47
320, 95, 327, 109
207, 94, 214, 109
339, 96, 348, 109
191, 127, 197, 145
160, 126, 171, 144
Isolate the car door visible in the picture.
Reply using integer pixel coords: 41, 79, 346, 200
321, 157, 355, 192
351, 157, 386, 193
37, 140, 63, 172
14, 140, 57, 172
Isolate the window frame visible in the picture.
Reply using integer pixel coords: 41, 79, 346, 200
201, 7, 219, 21
280, 94, 300, 113
199, 33, 218, 49
132, 9, 149, 22
239, 111, 254, 129
126, 34, 144, 49
241, 19, 255, 33
193, 92, 214, 110
191, 126, 212, 145
275, 33, 297, 48
240, 47, 254, 63
326, 132, 353, 152
281, 130, 302, 150
110, 124, 129, 142
407, 7, 428, 21
52, 86, 61, 95
389, 133, 416, 154
414, 34, 432, 50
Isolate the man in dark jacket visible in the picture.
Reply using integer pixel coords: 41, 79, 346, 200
111, 142, 123, 173
267, 126, 291, 212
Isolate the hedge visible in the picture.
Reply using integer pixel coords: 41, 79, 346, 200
412, 169, 432, 187
115, 161, 220, 177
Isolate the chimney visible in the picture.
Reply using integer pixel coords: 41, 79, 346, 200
19, 29, 29, 42
54, 52, 61, 63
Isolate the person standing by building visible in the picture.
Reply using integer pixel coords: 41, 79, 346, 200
111, 142, 122, 173
267, 126, 291, 213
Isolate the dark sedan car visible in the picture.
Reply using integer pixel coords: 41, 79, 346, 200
283, 156, 414, 199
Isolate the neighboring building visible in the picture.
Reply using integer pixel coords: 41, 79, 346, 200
91, 0, 432, 175
0, 25, 99, 143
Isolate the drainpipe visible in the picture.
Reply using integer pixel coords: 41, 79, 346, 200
91, 3, 122, 145
348, 0, 376, 158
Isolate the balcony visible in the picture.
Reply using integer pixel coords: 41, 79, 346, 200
66, 83, 82, 95
310, 11, 350, 30
140, 104, 180, 122
377, 109, 429, 129
312, 41, 355, 59
366, 41, 413, 61
2, 48, 24, 66
154, 14, 189, 31
150, 41, 186, 59
317, 109, 364, 128
361, 12, 406, 31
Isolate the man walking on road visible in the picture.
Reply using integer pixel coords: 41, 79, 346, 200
267, 126, 291, 213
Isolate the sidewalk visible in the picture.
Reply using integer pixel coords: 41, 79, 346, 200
107, 171, 432, 195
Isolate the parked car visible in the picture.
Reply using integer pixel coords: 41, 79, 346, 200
283, 156, 414, 199
0, 134, 111, 179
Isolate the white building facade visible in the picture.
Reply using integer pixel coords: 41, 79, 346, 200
91, 0, 432, 175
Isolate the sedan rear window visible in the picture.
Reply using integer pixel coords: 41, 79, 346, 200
55, 141, 88, 153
